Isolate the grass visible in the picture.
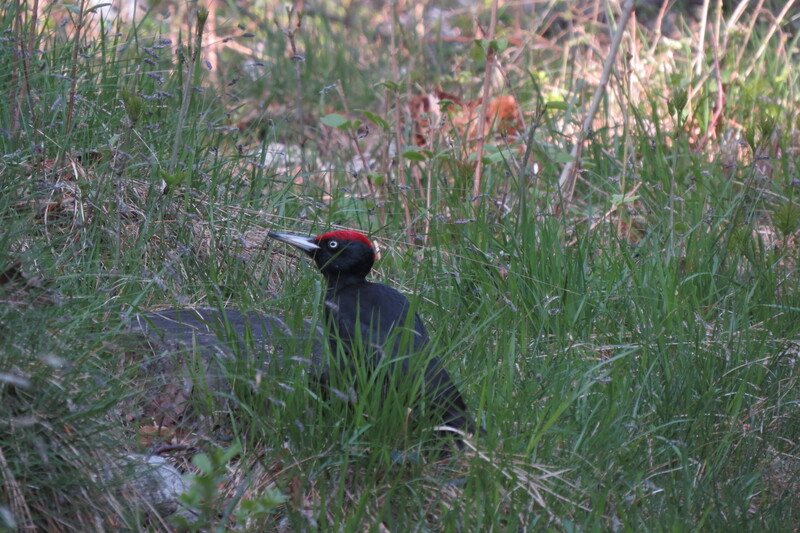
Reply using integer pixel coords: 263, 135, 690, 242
1, 0, 799, 531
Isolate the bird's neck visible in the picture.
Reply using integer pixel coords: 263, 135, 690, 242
324, 273, 367, 295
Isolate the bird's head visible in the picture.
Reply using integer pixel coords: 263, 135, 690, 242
268, 230, 376, 281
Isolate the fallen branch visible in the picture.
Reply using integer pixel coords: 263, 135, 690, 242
472, 0, 499, 202
556, 0, 635, 214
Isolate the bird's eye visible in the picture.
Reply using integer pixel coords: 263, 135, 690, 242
328, 241, 338, 249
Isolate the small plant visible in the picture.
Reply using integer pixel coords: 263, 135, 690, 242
171, 442, 287, 531
233, 487, 288, 528
668, 88, 688, 132
171, 444, 242, 531
772, 201, 800, 239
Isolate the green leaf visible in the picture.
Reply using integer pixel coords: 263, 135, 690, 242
191, 453, 212, 474
490, 39, 508, 53
758, 115, 777, 141
85, 3, 112, 14
120, 87, 143, 124
545, 100, 568, 111
357, 109, 390, 131
437, 99, 459, 112
220, 442, 242, 463
474, 38, 509, 55
402, 145, 429, 161
368, 173, 385, 186
611, 194, 639, 207
470, 40, 486, 62
235, 488, 288, 522
159, 169, 186, 188
773, 202, 800, 237
744, 129, 756, 152
320, 113, 350, 129
404, 152, 426, 162
377, 81, 402, 92
553, 152, 575, 164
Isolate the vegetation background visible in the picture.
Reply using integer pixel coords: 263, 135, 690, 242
1, 0, 798, 530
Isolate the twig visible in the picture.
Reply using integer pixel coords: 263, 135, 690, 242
741, 0, 796, 80
722, 0, 752, 53
471, 0, 499, 202
647, 0, 671, 57
730, 0, 766, 77
556, 0, 635, 213
64, 0, 86, 140
693, 0, 711, 78
687, 0, 754, 110
335, 81, 376, 201
388, 0, 412, 233
696, 1, 725, 151
278, 5, 307, 173
168, 5, 206, 175
0, 445, 35, 530
152, 443, 199, 456
10, 0, 41, 138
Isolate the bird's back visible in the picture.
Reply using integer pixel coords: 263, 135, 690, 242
324, 280, 429, 362
324, 279, 474, 434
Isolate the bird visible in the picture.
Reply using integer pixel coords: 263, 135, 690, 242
268, 229, 475, 443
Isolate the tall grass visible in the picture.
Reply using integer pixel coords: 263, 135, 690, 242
1, 0, 798, 530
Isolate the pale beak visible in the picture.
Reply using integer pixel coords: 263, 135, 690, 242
268, 232, 319, 253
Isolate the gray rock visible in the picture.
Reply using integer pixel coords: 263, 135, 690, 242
100, 454, 191, 519
127, 308, 327, 425
127, 454, 190, 516
133, 308, 325, 372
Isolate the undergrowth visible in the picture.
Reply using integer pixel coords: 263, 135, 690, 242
1, 0, 798, 531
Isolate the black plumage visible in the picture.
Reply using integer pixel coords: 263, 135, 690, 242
268, 230, 474, 437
